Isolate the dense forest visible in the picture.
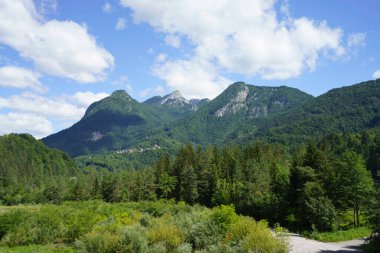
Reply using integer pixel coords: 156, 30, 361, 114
1, 131, 380, 251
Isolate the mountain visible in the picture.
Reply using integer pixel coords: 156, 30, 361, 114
0, 134, 78, 189
143, 90, 210, 120
43, 90, 175, 156
244, 79, 380, 144
160, 82, 313, 145
43, 79, 380, 157
43, 82, 311, 156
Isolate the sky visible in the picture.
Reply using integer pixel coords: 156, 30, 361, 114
0, 0, 379, 138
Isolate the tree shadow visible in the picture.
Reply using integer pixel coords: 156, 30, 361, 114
319, 244, 363, 253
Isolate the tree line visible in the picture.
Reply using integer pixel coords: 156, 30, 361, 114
0, 131, 379, 233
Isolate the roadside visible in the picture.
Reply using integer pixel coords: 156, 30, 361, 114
284, 233, 365, 253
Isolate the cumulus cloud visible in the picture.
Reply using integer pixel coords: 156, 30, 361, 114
0, 92, 109, 120
164, 35, 181, 48
0, 93, 85, 120
120, 0, 346, 98
0, 66, 45, 92
153, 58, 231, 99
0, 112, 53, 138
373, 70, 380, 80
0, 91, 109, 138
0, 0, 114, 83
116, 18, 126, 30
72, 91, 109, 107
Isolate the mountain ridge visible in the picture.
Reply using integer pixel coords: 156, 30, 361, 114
43, 79, 380, 157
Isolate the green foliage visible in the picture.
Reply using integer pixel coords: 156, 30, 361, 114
299, 182, 337, 231
333, 151, 375, 227
211, 205, 237, 231
0, 201, 286, 253
307, 227, 372, 242
147, 214, 185, 251
0, 244, 74, 253
0, 134, 78, 205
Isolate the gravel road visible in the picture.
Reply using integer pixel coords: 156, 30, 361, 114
284, 234, 365, 253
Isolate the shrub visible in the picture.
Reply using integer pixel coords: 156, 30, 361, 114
190, 220, 223, 250
229, 216, 288, 253
147, 214, 184, 251
210, 205, 237, 232
124, 225, 148, 253
77, 228, 127, 253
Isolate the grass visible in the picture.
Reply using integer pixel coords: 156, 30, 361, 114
307, 227, 372, 242
0, 244, 74, 253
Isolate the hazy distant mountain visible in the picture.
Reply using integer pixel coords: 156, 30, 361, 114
43, 79, 380, 157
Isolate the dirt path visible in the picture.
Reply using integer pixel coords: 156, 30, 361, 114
285, 234, 365, 253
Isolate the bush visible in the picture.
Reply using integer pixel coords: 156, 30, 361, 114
147, 213, 184, 251
210, 205, 237, 232
124, 225, 148, 253
229, 216, 288, 253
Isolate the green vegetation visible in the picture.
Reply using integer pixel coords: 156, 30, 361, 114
43, 82, 313, 157
0, 134, 79, 205
0, 244, 74, 253
2, 90, 380, 250
43, 79, 380, 158
3, 131, 379, 234
306, 227, 372, 242
0, 201, 287, 253
249, 79, 380, 145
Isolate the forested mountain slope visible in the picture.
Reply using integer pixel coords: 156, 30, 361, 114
240, 79, 380, 144
162, 82, 313, 145
0, 134, 78, 204
43, 79, 380, 157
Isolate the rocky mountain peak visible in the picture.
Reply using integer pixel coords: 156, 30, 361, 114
160, 90, 189, 105
215, 85, 250, 117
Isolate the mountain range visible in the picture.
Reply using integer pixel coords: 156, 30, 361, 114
43, 79, 380, 157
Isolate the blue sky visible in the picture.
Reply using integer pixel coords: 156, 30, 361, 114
0, 0, 379, 138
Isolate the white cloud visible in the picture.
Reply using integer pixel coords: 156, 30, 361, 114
153, 57, 231, 99
102, 1, 112, 13
155, 53, 167, 62
165, 35, 181, 48
373, 70, 380, 80
72, 91, 109, 107
0, 92, 85, 120
0, 112, 53, 138
0, 66, 46, 92
120, 0, 347, 97
116, 18, 127, 30
348, 33, 366, 48
0, 0, 114, 83
0, 90, 110, 138
147, 48, 154, 54
0, 91, 109, 121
